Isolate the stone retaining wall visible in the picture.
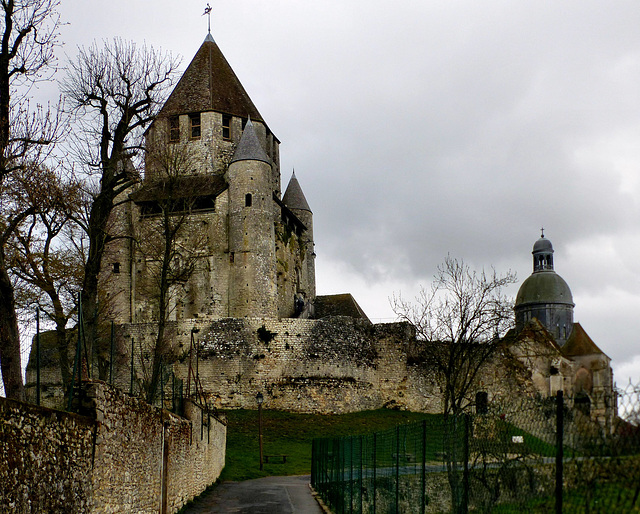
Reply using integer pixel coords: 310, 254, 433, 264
0, 381, 226, 513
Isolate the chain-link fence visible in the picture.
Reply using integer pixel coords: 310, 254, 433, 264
312, 384, 640, 513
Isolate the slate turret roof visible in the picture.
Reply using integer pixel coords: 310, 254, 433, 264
283, 171, 311, 212
158, 35, 264, 122
230, 119, 270, 164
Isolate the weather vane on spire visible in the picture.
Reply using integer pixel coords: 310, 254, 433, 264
203, 3, 212, 34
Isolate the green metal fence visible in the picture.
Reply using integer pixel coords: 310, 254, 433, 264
312, 385, 640, 513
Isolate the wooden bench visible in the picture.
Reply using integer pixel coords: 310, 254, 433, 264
264, 454, 288, 464
392, 453, 415, 462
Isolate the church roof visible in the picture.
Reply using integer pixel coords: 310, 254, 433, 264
562, 323, 608, 358
230, 119, 270, 164
533, 235, 553, 254
283, 172, 311, 212
515, 271, 574, 307
158, 36, 264, 122
508, 318, 563, 354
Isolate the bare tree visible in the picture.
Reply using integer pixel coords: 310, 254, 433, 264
392, 255, 516, 513
0, 0, 62, 400
393, 256, 516, 415
135, 143, 200, 403
61, 39, 179, 380
7, 166, 83, 393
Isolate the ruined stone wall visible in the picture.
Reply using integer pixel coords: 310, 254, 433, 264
0, 381, 226, 513
275, 223, 310, 318
114, 317, 444, 414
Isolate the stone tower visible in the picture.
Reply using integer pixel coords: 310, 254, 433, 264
514, 233, 575, 345
103, 32, 316, 322
282, 171, 316, 303
228, 119, 278, 317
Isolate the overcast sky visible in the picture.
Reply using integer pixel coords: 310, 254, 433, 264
47, 0, 640, 385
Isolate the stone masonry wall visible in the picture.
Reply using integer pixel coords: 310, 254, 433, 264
115, 317, 445, 414
0, 381, 226, 513
0, 398, 95, 513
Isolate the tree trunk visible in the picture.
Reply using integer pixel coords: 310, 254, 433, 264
81, 186, 115, 381
0, 263, 25, 400
146, 212, 172, 404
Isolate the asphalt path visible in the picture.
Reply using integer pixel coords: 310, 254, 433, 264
181, 475, 324, 513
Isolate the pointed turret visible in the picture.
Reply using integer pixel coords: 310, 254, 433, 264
283, 171, 311, 212
282, 171, 315, 301
227, 120, 277, 318
230, 119, 270, 164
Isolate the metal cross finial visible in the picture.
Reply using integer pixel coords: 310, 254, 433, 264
541, 227, 545, 238
203, 3, 212, 33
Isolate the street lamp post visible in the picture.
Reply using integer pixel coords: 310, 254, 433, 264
257, 392, 264, 470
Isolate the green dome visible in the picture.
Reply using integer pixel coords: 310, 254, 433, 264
515, 270, 574, 307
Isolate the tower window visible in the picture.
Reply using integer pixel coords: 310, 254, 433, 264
222, 114, 232, 140
245, 193, 252, 207
189, 113, 201, 139
169, 115, 180, 142
113, 262, 120, 274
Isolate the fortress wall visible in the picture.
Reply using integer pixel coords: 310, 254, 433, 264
115, 317, 443, 414
1, 381, 226, 513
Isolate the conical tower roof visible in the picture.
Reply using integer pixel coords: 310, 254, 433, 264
158, 35, 263, 121
283, 171, 311, 212
230, 119, 270, 164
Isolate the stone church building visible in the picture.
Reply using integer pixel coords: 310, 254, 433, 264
509, 233, 615, 426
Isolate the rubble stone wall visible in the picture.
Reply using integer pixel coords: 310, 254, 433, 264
0, 381, 226, 513
115, 317, 445, 414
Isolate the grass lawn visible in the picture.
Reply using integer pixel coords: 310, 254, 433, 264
220, 408, 439, 481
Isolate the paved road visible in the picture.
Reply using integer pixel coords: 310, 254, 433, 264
182, 475, 324, 513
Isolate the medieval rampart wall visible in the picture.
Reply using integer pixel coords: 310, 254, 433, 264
117, 317, 445, 414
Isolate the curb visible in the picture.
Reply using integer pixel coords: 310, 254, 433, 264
309, 483, 333, 513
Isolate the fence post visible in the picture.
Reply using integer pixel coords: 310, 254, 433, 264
555, 390, 564, 514
373, 432, 377, 514
422, 419, 427, 514
395, 425, 400, 514
462, 414, 470, 513
36, 307, 40, 406
68, 292, 83, 412
311, 439, 316, 486
359, 435, 363, 514
350, 436, 354, 514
